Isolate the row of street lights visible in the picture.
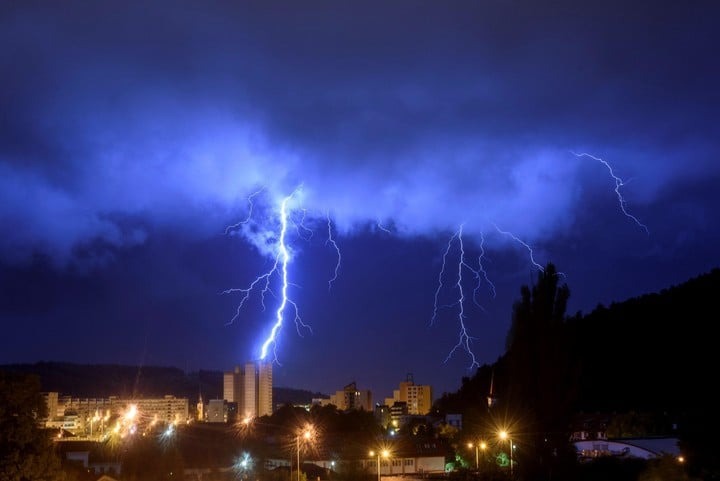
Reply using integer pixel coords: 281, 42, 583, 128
368, 449, 390, 481
468, 430, 513, 477
245, 416, 514, 480
295, 425, 393, 481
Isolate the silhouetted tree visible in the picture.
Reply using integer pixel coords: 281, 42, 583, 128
503, 263, 578, 480
0, 370, 65, 481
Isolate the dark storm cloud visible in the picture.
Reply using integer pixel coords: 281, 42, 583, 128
2, 0, 718, 264
2, 1, 720, 394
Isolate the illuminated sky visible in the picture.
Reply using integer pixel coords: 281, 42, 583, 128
1, 1, 719, 399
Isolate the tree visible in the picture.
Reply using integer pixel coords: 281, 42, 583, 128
0, 370, 65, 481
502, 263, 577, 480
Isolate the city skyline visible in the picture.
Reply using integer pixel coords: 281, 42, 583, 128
1, 1, 719, 399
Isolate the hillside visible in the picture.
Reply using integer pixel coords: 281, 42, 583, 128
435, 267, 720, 415
0, 362, 325, 405
568, 267, 719, 412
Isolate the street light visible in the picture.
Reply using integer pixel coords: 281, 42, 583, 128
369, 449, 389, 481
499, 430, 513, 478
467, 441, 487, 470
467, 442, 478, 470
296, 424, 315, 481
89, 411, 100, 438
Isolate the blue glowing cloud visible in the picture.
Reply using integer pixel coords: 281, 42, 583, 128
1, 1, 719, 383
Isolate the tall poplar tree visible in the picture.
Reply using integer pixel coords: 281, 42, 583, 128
504, 263, 577, 480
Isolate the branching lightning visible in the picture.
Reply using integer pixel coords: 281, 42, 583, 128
221, 153, 645, 368
431, 224, 489, 368
223, 188, 309, 362
572, 151, 649, 234
477, 232, 497, 299
430, 152, 648, 368
432, 222, 567, 366
224, 187, 265, 234
294, 209, 314, 241
258, 191, 304, 360
224, 186, 342, 362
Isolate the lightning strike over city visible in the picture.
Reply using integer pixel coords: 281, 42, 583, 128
223, 187, 348, 362
3, 6, 719, 476
221, 188, 306, 361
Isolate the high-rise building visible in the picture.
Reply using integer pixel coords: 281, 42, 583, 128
223, 361, 273, 418
384, 373, 433, 415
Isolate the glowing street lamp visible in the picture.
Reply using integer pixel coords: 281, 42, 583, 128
369, 449, 389, 481
499, 430, 513, 478
89, 411, 100, 438
467, 441, 487, 470
296, 424, 315, 481
467, 442, 478, 470
234, 452, 253, 477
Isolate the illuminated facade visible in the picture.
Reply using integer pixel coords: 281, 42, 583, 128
384, 374, 433, 415
43, 393, 189, 435
327, 381, 372, 411
223, 360, 273, 418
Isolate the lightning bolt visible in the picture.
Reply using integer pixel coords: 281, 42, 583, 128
221, 188, 279, 321
477, 232, 497, 299
431, 221, 570, 366
326, 213, 341, 291
223, 188, 311, 362
258, 191, 303, 360
428, 151, 644, 368
493, 224, 566, 277
224, 186, 347, 362
493, 223, 546, 273
376, 219, 393, 234
224, 187, 265, 234
431, 225, 486, 368
572, 151, 649, 234
294, 208, 314, 241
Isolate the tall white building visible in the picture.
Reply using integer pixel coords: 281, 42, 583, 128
223, 361, 273, 418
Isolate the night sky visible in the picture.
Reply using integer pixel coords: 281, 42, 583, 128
2, 1, 719, 401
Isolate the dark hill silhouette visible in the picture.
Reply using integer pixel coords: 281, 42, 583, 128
0, 362, 325, 405
434, 267, 719, 415
568, 267, 719, 412
432, 266, 720, 481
